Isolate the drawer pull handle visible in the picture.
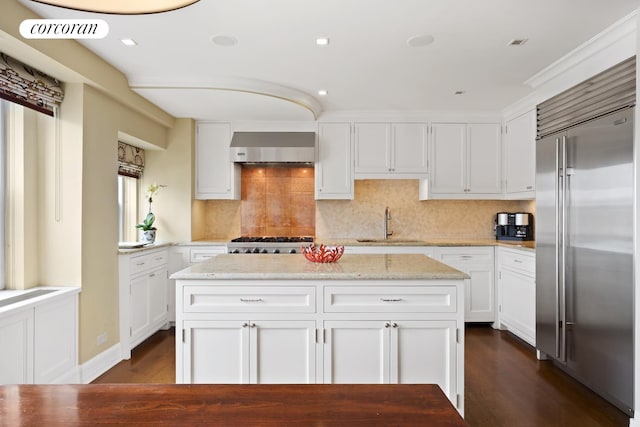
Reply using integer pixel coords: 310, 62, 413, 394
380, 298, 403, 303
155, 257, 164, 261
461, 255, 473, 260
240, 298, 264, 303
136, 262, 145, 266
513, 259, 523, 263
149, 273, 155, 278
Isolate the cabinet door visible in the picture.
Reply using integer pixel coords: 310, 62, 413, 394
195, 122, 240, 200
499, 269, 536, 345
183, 320, 249, 384
34, 294, 77, 384
0, 308, 33, 384
129, 275, 150, 342
316, 123, 353, 199
250, 320, 316, 384
430, 123, 466, 194
467, 123, 502, 195
392, 320, 457, 402
148, 268, 168, 327
323, 321, 389, 384
354, 123, 391, 173
391, 123, 428, 174
505, 110, 536, 195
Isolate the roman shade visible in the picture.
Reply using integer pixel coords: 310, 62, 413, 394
118, 142, 145, 178
0, 52, 64, 117
537, 56, 636, 138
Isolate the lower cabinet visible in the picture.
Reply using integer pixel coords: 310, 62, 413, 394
119, 247, 170, 359
0, 288, 79, 385
183, 320, 316, 384
324, 320, 457, 400
434, 247, 495, 322
497, 247, 536, 346
176, 280, 465, 414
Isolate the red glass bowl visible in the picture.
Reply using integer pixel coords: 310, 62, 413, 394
302, 244, 345, 263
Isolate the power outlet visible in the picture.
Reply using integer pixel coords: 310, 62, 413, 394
97, 332, 108, 346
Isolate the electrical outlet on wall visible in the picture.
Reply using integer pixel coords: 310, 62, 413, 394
97, 332, 108, 346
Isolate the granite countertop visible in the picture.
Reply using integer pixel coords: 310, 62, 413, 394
318, 238, 535, 251
173, 240, 228, 246
171, 253, 469, 281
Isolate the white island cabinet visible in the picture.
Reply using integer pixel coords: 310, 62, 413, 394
172, 253, 467, 415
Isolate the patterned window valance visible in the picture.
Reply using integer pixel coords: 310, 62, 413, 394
0, 52, 64, 117
118, 142, 145, 178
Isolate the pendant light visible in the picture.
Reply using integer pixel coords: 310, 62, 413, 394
30, 0, 199, 14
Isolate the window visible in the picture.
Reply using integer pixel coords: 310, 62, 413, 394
118, 174, 138, 242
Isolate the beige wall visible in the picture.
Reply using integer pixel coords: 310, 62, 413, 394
143, 118, 195, 243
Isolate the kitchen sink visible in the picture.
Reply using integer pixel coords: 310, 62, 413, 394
356, 239, 422, 244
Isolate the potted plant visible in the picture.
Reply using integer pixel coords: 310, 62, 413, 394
136, 183, 163, 244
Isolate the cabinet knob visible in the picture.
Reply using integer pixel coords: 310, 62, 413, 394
392, 323, 398, 328
250, 323, 256, 328
385, 322, 391, 328
242, 323, 249, 328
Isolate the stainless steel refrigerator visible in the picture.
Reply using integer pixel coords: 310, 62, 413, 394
536, 107, 634, 415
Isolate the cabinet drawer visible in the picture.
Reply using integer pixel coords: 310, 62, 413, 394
129, 250, 168, 276
324, 286, 456, 313
499, 248, 535, 275
183, 286, 316, 313
190, 247, 227, 263
436, 247, 493, 268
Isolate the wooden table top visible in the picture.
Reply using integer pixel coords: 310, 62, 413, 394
0, 384, 467, 426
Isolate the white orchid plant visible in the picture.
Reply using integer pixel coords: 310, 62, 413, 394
136, 183, 165, 232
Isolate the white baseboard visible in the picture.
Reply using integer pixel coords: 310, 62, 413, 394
52, 366, 81, 384
629, 417, 637, 427
79, 343, 122, 384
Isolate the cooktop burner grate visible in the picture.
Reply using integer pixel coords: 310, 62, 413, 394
230, 236, 314, 243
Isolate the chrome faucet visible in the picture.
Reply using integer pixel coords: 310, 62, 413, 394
384, 207, 393, 240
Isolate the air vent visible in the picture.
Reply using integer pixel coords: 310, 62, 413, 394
508, 39, 528, 46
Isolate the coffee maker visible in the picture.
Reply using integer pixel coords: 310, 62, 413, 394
495, 212, 533, 241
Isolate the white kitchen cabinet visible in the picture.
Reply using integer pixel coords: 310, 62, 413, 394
344, 245, 434, 258
430, 123, 502, 198
183, 320, 316, 384
504, 110, 536, 198
324, 320, 457, 400
0, 288, 79, 385
316, 123, 354, 199
497, 247, 536, 346
195, 122, 240, 200
354, 123, 428, 178
119, 247, 170, 359
0, 308, 33, 384
434, 246, 495, 323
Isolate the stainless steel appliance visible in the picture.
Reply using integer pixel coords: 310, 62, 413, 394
495, 212, 533, 241
228, 236, 313, 254
229, 132, 316, 164
536, 107, 634, 415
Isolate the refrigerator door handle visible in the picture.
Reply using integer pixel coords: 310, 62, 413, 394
558, 135, 567, 362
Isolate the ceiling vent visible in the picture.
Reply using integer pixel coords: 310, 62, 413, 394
508, 39, 528, 46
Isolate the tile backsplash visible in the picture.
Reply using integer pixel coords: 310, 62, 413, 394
194, 179, 534, 241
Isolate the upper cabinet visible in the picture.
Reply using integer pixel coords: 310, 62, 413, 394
354, 123, 428, 179
195, 122, 240, 200
316, 123, 354, 200
429, 122, 502, 199
504, 110, 536, 199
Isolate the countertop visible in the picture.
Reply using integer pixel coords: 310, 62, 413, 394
171, 253, 469, 281
118, 241, 172, 254
318, 238, 536, 251
0, 286, 80, 314
0, 384, 467, 427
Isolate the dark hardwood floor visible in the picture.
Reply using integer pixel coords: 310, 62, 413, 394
93, 325, 630, 427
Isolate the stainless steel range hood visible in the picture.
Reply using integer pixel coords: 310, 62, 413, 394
229, 132, 316, 164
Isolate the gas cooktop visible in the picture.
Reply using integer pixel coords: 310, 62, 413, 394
230, 236, 313, 243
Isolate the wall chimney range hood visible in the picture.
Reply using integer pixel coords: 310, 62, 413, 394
230, 132, 316, 164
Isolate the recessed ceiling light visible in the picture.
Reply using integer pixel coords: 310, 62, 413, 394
454, 90, 465, 95
120, 38, 137, 46
318, 90, 328, 96
508, 38, 528, 46
406, 34, 434, 47
211, 35, 238, 46
316, 37, 330, 46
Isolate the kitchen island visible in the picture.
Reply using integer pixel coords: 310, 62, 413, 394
172, 253, 468, 415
